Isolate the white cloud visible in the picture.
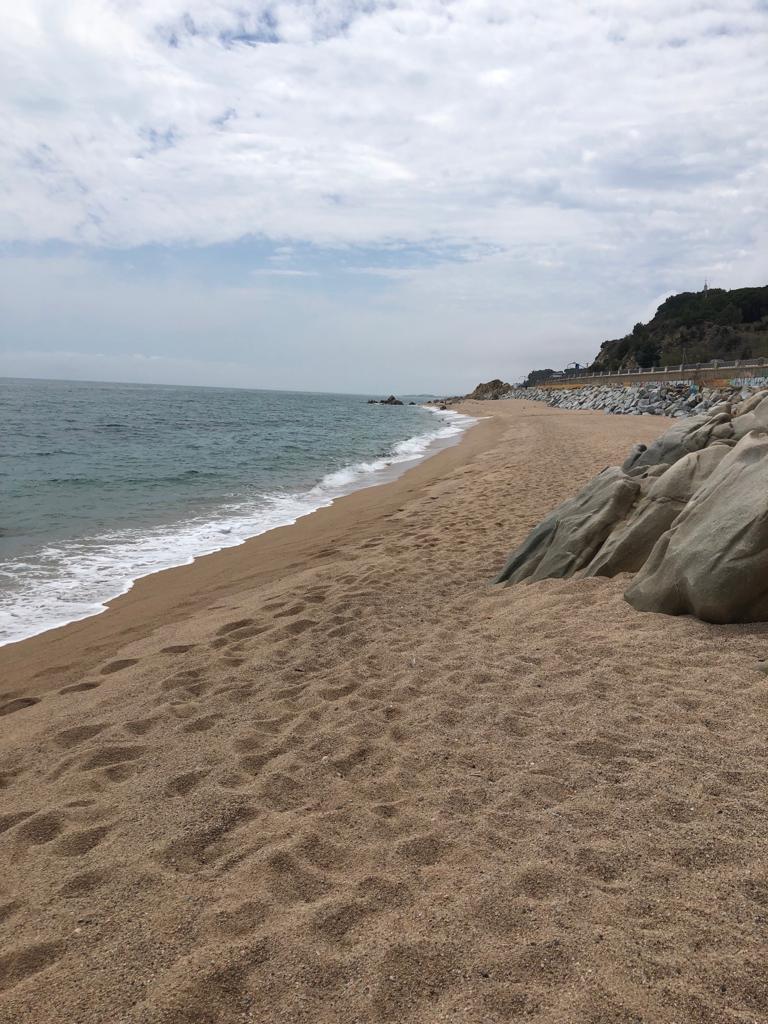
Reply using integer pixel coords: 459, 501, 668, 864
0, 2, 767, 388
1, 1, 766, 257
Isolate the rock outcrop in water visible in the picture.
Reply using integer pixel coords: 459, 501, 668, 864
495, 388, 768, 623
367, 395, 404, 406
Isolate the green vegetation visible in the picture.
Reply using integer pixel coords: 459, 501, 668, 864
525, 368, 556, 386
591, 285, 768, 371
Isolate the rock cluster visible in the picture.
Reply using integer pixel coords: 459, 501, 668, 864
465, 379, 513, 401
509, 381, 741, 418
367, 395, 404, 406
495, 389, 768, 623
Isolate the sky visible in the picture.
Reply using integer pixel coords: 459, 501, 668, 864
1, 1, 767, 394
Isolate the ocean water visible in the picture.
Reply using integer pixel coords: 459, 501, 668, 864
0, 378, 474, 646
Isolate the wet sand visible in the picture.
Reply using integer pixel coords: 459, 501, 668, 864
2, 399, 768, 1023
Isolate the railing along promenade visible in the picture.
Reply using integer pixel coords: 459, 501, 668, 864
538, 357, 768, 391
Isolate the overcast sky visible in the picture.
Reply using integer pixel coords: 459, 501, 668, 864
1, 1, 767, 393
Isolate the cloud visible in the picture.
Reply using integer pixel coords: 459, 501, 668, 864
0, 2, 766, 389
2, 1, 766, 252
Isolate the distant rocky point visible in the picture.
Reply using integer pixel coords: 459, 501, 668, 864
465, 379, 512, 401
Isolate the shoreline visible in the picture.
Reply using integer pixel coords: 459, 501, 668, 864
0, 401, 494, 697
0, 404, 474, 653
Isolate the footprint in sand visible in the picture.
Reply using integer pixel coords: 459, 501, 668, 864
59, 682, 100, 695
206, 898, 270, 938
14, 811, 65, 846
182, 713, 224, 734
80, 745, 146, 771
227, 625, 271, 642
372, 941, 458, 1012
0, 697, 40, 717
53, 825, 111, 857
260, 772, 308, 811
160, 668, 203, 692
100, 659, 139, 675
158, 805, 257, 873
0, 941, 65, 993
0, 810, 34, 835
123, 716, 159, 736
356, 875, 413, 907
166, 770, 210, 797
238, 751, 281, 776
397, 834, 450, 867
0, 901, 21, 925
319, 681, 359, 701
262, 849, 332, 903
58, 868, 110, 897
272, 603, 307, 618
311, 900, 372, 942
54, 724, 108, 749
215, 618, 255, 636
513, 864, 563, 899
277, 619, 316, 638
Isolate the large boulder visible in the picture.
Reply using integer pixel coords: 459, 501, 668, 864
632, 413, 731, 469
733, 389, 768, 417
584, 445, 731, 577
625, 432, 768, 622
730, 393, 768, 440
493, 468, 641, 584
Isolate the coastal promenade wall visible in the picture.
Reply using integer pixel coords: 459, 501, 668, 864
540, 361, 768, 391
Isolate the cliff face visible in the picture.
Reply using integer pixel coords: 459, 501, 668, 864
592, 286, 768, 371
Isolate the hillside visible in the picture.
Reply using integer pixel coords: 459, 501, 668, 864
591, 285, 768, 370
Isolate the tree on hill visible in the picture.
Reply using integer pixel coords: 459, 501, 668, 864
525, 368, 556, 386
591, 284, 768, 371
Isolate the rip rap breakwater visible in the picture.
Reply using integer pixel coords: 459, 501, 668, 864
508, 380, 768, 418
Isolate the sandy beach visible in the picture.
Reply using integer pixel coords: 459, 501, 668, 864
3, 397, 768, 1024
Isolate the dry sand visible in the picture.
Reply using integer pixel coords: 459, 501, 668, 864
2, 399, 768, 1024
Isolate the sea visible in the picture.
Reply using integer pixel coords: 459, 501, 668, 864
0, 378, 475, 647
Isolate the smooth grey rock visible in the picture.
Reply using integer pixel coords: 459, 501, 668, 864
626, 463, 669, 479
708, 402, 732, 417
632, 415, 714, 468
734, 389, 768, 417
731, 395, 768, 440
494, 467, 641, 584
621, 443, 647, 472
710, 422, 734, 440
625, 432, 768, 622
584, 445, 730, 577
